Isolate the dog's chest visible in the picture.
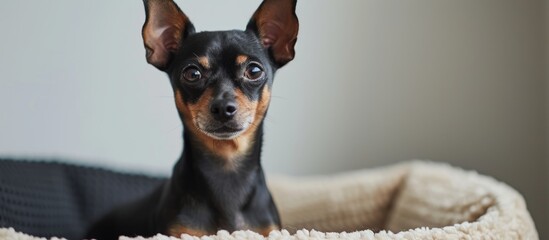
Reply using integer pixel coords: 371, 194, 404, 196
234, 212, 248, 229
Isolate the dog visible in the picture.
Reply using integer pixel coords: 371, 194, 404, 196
85, 0, 298, 239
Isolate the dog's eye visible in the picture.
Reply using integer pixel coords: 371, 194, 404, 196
244, 63, 265, 81
182, 66, 202, 82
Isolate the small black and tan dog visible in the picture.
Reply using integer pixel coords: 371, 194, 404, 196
86, 0, 298, 239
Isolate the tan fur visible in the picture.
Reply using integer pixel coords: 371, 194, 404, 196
168, 224, 209, 237
254, 225, 279, 236
198, 56, 210, 69
236, 55, 249, 65
174, 86, 271, 170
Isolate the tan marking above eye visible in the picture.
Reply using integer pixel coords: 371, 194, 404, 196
236, 55, 248, 65
198, 56, 210, 69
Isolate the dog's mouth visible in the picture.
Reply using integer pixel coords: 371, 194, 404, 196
206, 126, 245, 139
195, 118, 252, 140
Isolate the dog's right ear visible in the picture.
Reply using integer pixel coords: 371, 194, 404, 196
142, 0, 195, 70
246, 0, 298, 68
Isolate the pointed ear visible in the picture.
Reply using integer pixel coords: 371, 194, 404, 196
246, 0, 299, 67
142, 0, 195, 70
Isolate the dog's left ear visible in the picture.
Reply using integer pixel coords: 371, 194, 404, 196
246, 0, 299, 68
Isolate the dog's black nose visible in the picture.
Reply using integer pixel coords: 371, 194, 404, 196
210, 100, 237, 121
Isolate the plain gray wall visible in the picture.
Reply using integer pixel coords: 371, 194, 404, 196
545, 0, 549, 234
0, 0, 547, 237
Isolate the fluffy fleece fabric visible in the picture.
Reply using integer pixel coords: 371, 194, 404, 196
0, 161, 538, 240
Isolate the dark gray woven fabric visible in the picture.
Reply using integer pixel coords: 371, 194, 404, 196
0, 159, 166, 240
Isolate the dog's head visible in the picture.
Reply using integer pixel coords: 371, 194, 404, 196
142, 0, 298, 146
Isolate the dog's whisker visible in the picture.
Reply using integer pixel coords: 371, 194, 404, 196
152, 96, 175, 98
270, 95, 287, 100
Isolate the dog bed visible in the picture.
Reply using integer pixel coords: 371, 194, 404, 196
0, 160, 538, 239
